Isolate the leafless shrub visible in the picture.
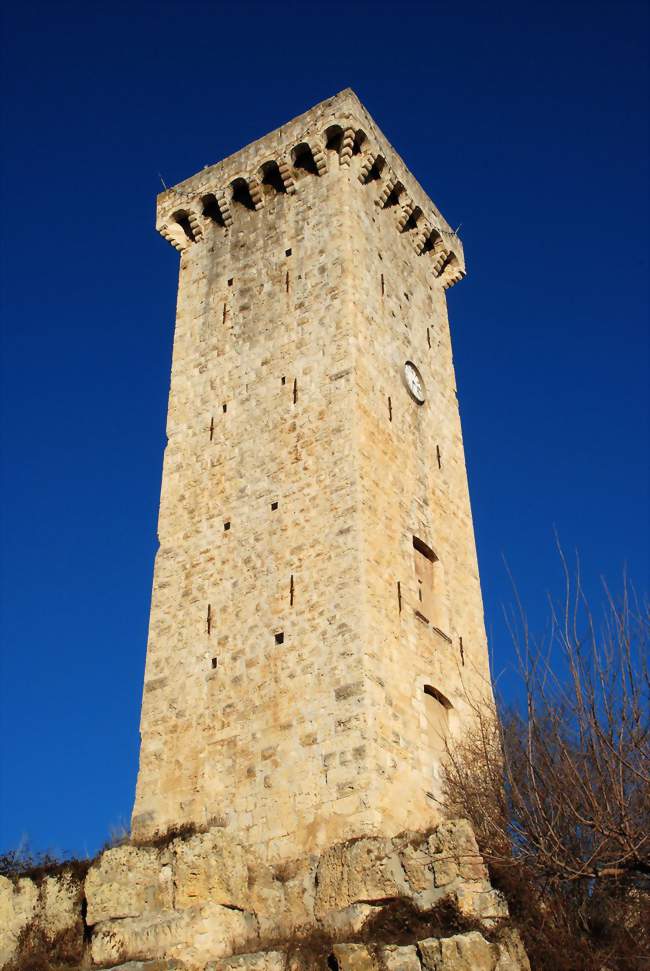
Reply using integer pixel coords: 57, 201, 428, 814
442, 552, 649, 970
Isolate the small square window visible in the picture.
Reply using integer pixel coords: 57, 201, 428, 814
285, 248, 292, 257
271, 501, 278, 511
222, 403, 227, 413
211, 657, 218, 669
274, 632, 284, 645
227, 278, 233, 287
224, 521, 231, 531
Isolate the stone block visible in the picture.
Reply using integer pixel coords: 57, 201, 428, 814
105, 962, 186, 970
172, 828, 251, 910
456, 887, 509, 922
458, 858, 488, 882
91, 903, 256, 966
315, 837, 408, 916
396, 833, 434, 893
429, 820, 479, 858
378, 944, 421, 970
0, 875, 38, 966
433, 859, 458, 887
211, 952, 287, 970
419, 931, 497, 970
495, 929, 531, 971
86, 844, 172, 925
332, 943, 379, 971
41, 871, 84, 937
320, 901, 381, 937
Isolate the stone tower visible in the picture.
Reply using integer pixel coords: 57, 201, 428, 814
132, 89, 494, 863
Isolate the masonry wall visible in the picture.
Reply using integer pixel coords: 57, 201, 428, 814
132, 89, 491, 862
133, 146, 380, 861
347, 164, 493, 835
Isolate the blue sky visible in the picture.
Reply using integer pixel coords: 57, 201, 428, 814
1, 0, 648, 858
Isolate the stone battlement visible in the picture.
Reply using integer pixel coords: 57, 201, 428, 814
156, 89, 465, 290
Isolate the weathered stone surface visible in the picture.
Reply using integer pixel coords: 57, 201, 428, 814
0, 876, 38, 965
315, 837, 408, 916
455, 886, 509, 922
378, 944, 422, 970
209, 952, 286, 971
0, 822, 529, 970
332, 943, 379, 971
432, 858, 458, 887
320, 901, 381, 938
429, 821, 480, 858
494, 929, 531, 971
131, 88, 494, 866
85, 844, 173, 925
40, 872, 83, 937
105, 962, 186, 970
396, 836, 434, 894
421, 931, 498, 970
91, 902, 256, 966
247, 854, 317, 940
172, 828, 251, 910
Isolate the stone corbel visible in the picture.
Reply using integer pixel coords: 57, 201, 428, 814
339, 127, 356, 167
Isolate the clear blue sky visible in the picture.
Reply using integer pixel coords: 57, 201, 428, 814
1, 1, 648, 859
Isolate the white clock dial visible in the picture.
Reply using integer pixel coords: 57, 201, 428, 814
404, 361, 426, 404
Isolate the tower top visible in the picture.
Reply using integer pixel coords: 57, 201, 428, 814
156, 88, 465, 290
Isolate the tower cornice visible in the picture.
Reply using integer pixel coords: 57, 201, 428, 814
156, 88, 466, 290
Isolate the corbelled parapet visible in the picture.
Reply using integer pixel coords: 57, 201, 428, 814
0, 820, 529, 970
156, 89, 465, 290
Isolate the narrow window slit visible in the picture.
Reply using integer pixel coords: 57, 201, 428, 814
436, 445, 442, 469
381, 273, 385, 297
290, 574, 294, 606
388, 396, 392, 422
206, 604, 212, 635
211, 657, 218, 669
427, 327, 431, 348
293, 379, 298, 404
223, 403, 228, 413
397, 581, 402, 613
281, 376, 286, 386
459, 636, 465, 666
210, 417, 214, 441
222, 303, 227, 324
285, 270, 290, 293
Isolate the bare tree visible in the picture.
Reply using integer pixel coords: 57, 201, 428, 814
442, 553, 649, 970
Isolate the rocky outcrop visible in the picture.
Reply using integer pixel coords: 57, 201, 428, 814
0, 820, 529, 971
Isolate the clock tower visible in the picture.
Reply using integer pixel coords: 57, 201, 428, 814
132, 89, 494, 862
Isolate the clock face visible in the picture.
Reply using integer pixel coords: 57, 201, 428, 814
404, 361, 426, 404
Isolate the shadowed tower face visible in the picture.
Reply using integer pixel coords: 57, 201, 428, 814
132, 89, 493, 862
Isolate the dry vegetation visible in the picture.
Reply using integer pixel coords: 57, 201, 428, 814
443, 554, 649, 970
